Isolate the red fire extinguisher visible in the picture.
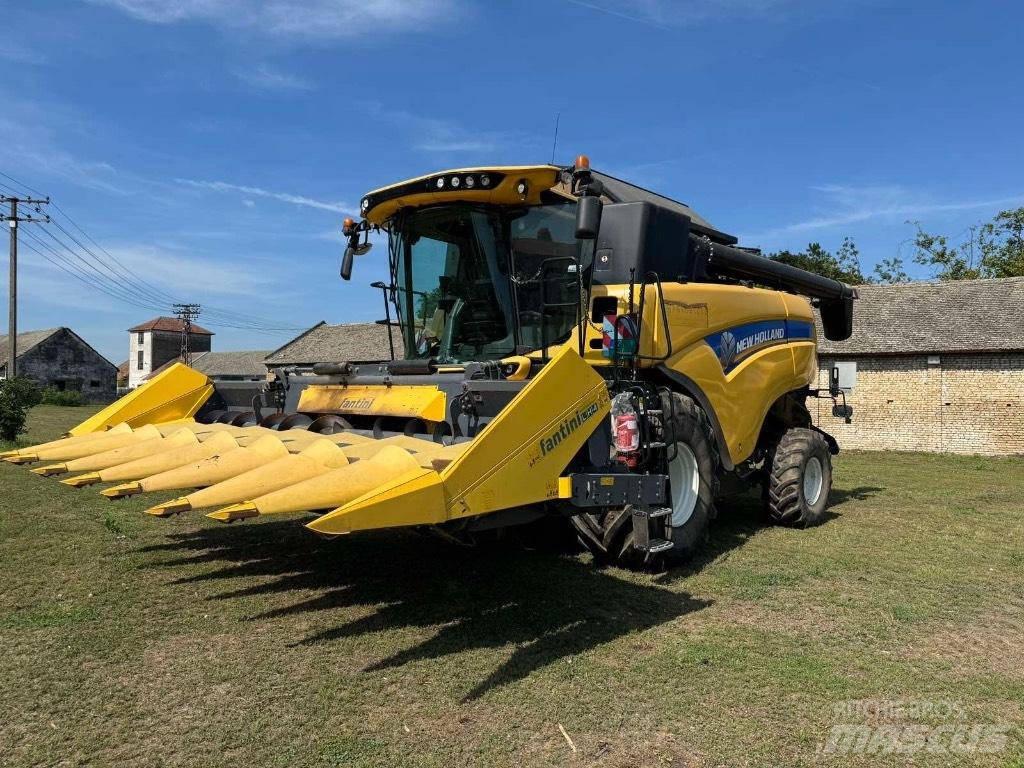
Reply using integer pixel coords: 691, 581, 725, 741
611, 392, 640, 467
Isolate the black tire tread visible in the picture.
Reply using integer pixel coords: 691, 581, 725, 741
766, 427, 831, 528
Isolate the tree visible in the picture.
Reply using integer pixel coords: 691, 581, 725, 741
910, 207, 1024, 280
0, 377, 41, 442
769, 238, 867, 284
873, 256, 910, 284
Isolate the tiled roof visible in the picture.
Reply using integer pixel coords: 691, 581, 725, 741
0, 328, 62, 367
0, 328, 116, 371
144, 350, 271, 380
265, 322, 393, 366
191, 350, 270, 377
127, 316, 214, 335
817, 276, 1024, 355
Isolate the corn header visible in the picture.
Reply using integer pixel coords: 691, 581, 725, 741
4, 156, 856, 566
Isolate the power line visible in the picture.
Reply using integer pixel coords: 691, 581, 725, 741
0, 169, 313, 335
19, 229, 166, 311
2, 193, 50, 378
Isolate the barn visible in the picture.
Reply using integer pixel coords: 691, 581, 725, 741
0, 327, 117, 403
813, 277, 1023, 455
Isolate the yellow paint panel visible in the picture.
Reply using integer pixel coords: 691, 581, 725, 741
306, 468, 446, 535
307, 347, 610, 536
297, 384, 446, 423
363, 165, 561, 224
530, 281, 820, 467
439, 347, 609, 517
67, 363, 212, 437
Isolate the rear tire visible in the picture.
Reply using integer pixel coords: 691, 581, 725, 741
572, 392, 719, 568
765, 428, 832, 527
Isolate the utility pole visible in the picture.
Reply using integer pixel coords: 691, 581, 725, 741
1, 195, 49, 379
172, 303, 201, 366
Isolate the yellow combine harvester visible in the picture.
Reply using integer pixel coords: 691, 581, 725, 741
4, 156, 856, 566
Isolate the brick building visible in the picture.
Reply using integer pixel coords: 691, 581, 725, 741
127, 316, 213, 389
0, 327, 117, 402
813, 277, 1023, 455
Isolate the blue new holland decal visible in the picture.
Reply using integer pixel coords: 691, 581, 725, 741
706, 319, 814, 372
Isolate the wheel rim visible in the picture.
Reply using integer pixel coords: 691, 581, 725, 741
803, 456, 824, 506
668, 443, 700, 527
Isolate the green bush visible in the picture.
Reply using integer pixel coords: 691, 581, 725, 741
5, 377, 42, 408
0, 378, 40, 441
40, 387, 85, 407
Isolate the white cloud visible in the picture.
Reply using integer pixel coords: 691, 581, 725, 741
742, 183, 1024, 242
101, 242, 277, 297
0, 105, 130, 195
176, 178, 350, 213
358, 101, 527, 155
563, 0, 797, 27
90, 0, 465, 39
233, 63, 313, 91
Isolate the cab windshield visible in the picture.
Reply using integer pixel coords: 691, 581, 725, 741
389, 202, 591, 364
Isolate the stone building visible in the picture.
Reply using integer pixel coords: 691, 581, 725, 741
127, 316, 213, 389
813, 277, 1023, 455
264, 321, 392, 372
0, 327, 117, 402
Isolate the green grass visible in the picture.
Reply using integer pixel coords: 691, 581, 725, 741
1, 406, 1022, 767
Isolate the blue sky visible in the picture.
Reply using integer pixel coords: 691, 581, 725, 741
1, 0, 1022, 362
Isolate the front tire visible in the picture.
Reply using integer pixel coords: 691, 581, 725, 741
572, 392, 719, 568
765, 427, 833, 527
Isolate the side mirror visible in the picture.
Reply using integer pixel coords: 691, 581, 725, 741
829, 366, 841, 397
832, 403, 853, 423
340, 246, 355, 281
575, 194, 602, 240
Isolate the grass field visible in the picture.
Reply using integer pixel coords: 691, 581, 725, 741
1, 405, 1022, 767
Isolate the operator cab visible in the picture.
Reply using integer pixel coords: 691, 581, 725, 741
349, 159, 602, 364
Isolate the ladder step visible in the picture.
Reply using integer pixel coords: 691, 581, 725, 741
644, 539, 674, 554
647, 507, 672, 519
646, 441, 666, 449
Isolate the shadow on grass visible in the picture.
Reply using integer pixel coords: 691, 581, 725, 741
830, 485, 883, 506
657, 481, 879, 585
138, 520, 710, 701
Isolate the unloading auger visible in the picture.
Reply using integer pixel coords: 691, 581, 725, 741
4, 155, 856, 567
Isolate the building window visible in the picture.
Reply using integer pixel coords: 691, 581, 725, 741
90, 379, 101, 388
137, 332, 144, 344
137, 350, 144, 370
